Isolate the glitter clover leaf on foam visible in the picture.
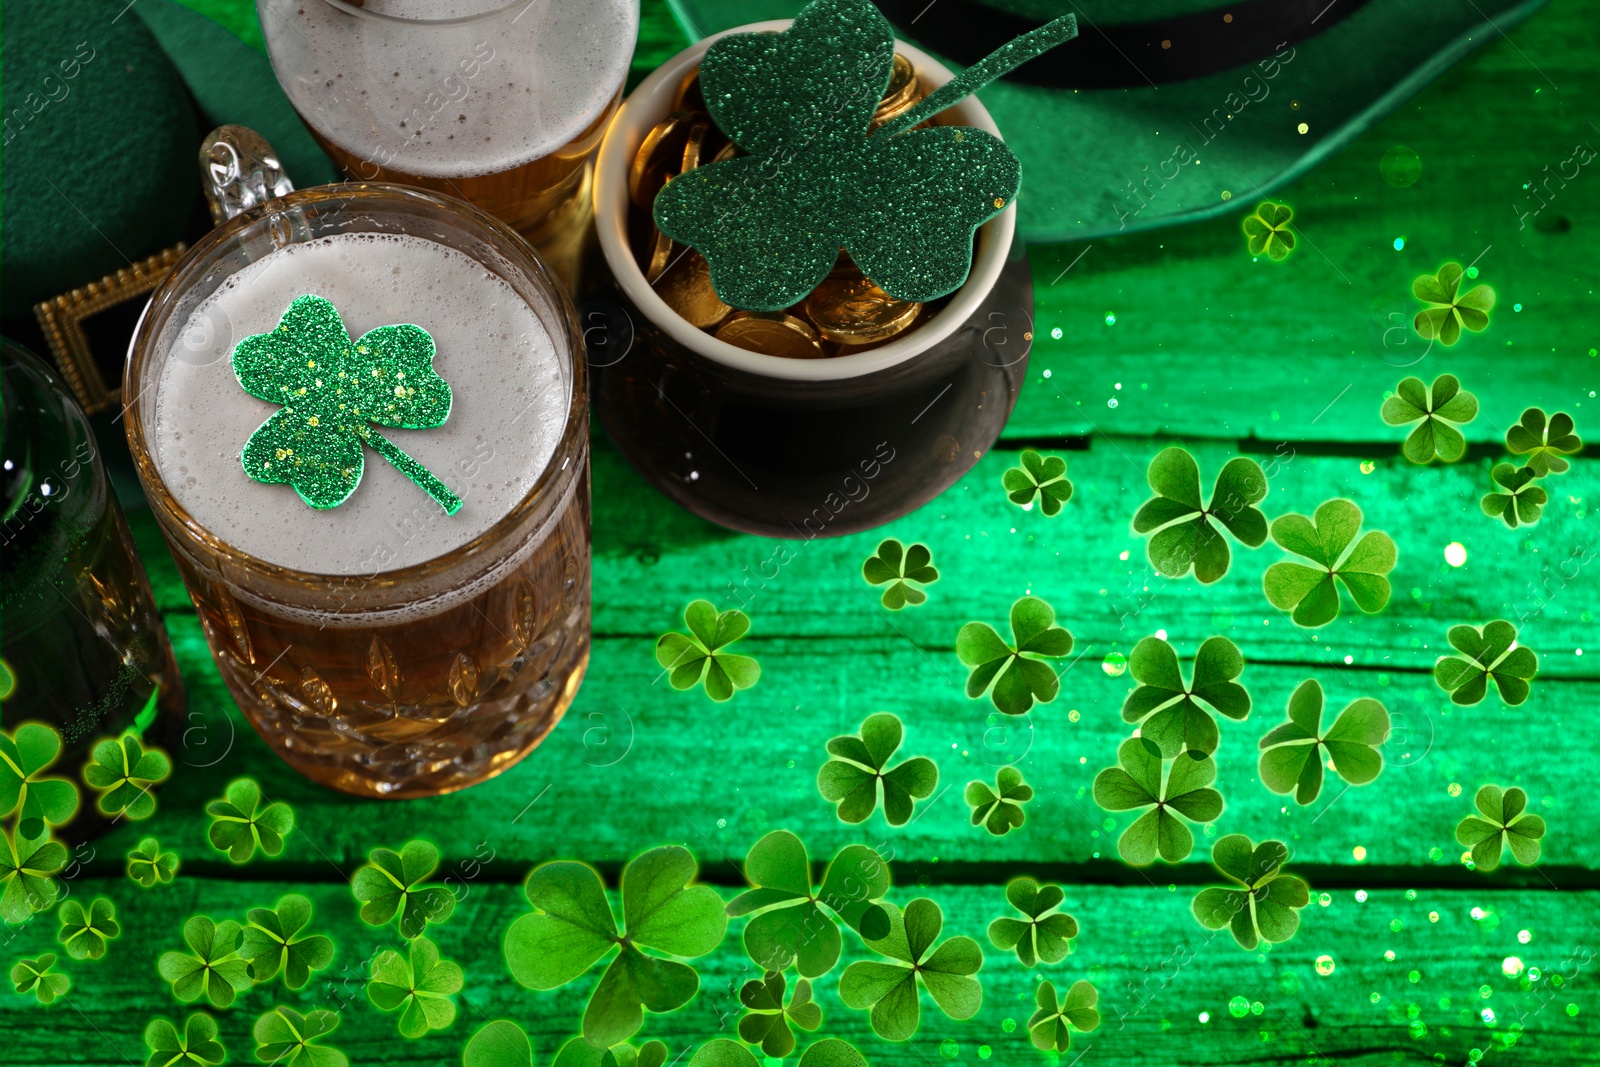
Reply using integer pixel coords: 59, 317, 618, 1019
652, 0, 1078, 310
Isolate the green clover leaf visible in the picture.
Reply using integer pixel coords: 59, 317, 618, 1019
655, 600, 761, 702
1434, 620, 1540, 706
206, 778, 294, 863
82, 733, 171, 820
240, 893, 335, 989
367, 935, 464, 1038
552, 1037, 671, 1067
128, 837, 180, 888
1262, 499, 1397, 626
1257, 680, 1389, 805
0, 722, 80, 839
1132, 448, 1268, 584
1506, 407, 1582, 475
0, 825, 66, 922
143, 1013, 226, 1067
1120, 635, 1250, 757
1481, 462, 1547, 528
727, 830, 890, 977
504, 844, 727, 1048
1456, 785, 1546, 871
738, 972, 822, 1057
1003, 451, 1074, 516
1093, 739, 1223, 865
1380, 374, 1479, 463
862, 539, 939, 609
816, 713, 938, 826
252, 1006, 347, 1067
986, 878, 1077, 968
838, 898, 983, 1042
1028, 979, 1100, 1053
10, 953, 69, 1005
351, 839, 457, 939
956, 596, 1073, 715
687, 1038, 865, 1067
1242, 201, 1295, 260
1413, 262, 1494, 346
464, 1020, 536, 1067
965, 766, 1033, 836
1191, 835, 1309, 950
158, 915, 254, 1008
57, 896, 120, 961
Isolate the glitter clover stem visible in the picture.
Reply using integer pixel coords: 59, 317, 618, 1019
365, 430, 463, 515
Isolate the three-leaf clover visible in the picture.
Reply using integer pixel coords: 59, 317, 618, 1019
1507, 407, 1581, 475
738, 972, 822, 1057
253, 1006, 347, 1067
464, 1020, 535, 1067
1191, 836, 1308, 950
687, 1038, 865, 1067
1120, 635, 1249, 756
83, 733, 170, 820
0, 723, 79, 838
965, 766, 1033, 836
1413, 262, 1494, 346
1380, 374, 1478, 463
240, 893, 335, 989
1028, 979, 1099, 1053
1257, 680, 1389, 805
838, 899, 982, 1042
956, 596, 1073, 715
552, 1037, 670, 1067
1093, 739, 1223, 865
0, 825, 66, 922
158, 916, 253, 1008
1262, 499, 1396, 626
144, 1013, 226, 1067
206, 778, 294, 863
367, 935, 464, 1038
1003, 451, 1074, 516
1456, 785, 1546, 871
1481, 463, 1547, 528
504, 845, 727, 1048
128, 837, 180, 888
57, 897, 119, 961
727, 831, 890, 977
816, 713, 938, 826
11, 953, 69, 1004
987, 879, 1077, 967
1434, 620, 1539, 706
1132, 448, 1268, 584
655, 600, 760, 702
351, 839, 456, 939
862, 539, 939, 609
1242, 201, 1295, 260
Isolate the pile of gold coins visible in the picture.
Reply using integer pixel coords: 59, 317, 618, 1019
628, 55, 950, 359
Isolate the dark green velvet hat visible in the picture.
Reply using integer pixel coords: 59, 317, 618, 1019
665, 0, 1550, 242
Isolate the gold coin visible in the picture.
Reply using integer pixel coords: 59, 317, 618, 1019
656, 249, 732, 329
629, 111, 697, 210
644, 228, 674, 283
804, 271, 922, 344
870, 54, 919, 130
673, 67, 706, 113
681, 121, 708, 172
716, 311, 826, 359
710, 140, 740, 165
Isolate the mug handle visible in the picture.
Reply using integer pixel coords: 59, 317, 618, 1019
199, 125, 295, 224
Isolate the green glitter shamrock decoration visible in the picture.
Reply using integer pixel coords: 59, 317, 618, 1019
1257, 680, 1389, 805
1242, 201, 1295, 261
464, 1021, 535, 1067
655, 600, 760, 702
83, 732, 170, 820
1412, 262, 1495, 346
956, 596, 1073, 715
351, 839, 457, 939
206, 778, 293, 863
738, 972, 822, 1057
1093, 739, 1223, 865
253, 1006, 347, 1067
128, 837, 180, 888
1434, 620, 1539, 706
687, 1039, 864, 1067
1456, 785, 1546, 871
727, 831, 890, 977
1507, 407, 1581, 475
1262, 499, 1396, 627
1133, 448, 1268, 584
965, 766, 1033, 836
653, 0, 1077, 310
1003, 451, 1074, 516
57, 897, 119, 961
1380, 374, 1479, 463
1, 826, 65, 922
143, 1013, 226, 1067
1191, 835, 1308, 950
862, 539, 939, 609
240, 893, 335, 989
0, 723, 79, 838
1028, 979, 1100, 1053
10, 953, 69, 1005
1121, 635, 1250, 757
158, 915, 253, 1008
839, 898, 983, 1041
504, 845, 727, 1048
367, 935, 464, 1038
1481, 463, 1546, 528
987, 878, 1078, 967
817, 712, 938, 826
232, 294, 460, 513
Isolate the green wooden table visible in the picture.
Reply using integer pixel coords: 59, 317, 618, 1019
7, 1, 1599, 1064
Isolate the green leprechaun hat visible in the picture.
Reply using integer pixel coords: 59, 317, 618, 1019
664, 0, 1550, 242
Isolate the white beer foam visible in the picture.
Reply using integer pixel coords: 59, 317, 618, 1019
153, 232, 567, 578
